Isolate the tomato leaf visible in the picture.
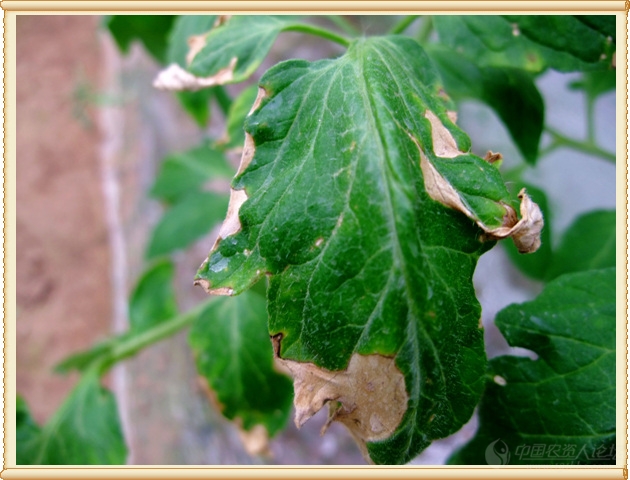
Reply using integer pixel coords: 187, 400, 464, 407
189, 292, 293, 442
434, 15, 615, 73
17, 374, 127, 464
147, 191, 229, 259
546, 210, 616, 281
449, 268, 616, 465
150, 144, 234, 204
195, 36, 543, 464
428, 45, 544, 165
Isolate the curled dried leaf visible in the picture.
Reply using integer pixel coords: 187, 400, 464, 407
153, 57, 237, 91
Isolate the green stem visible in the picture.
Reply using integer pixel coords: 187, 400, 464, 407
283, 23, 351, 48
545, 126, 615, 163
99, 299, 213, 373
416, 16, 434, 45
390, 15, 420, 35
585, 96, 596, 144
326, 15, 361, 37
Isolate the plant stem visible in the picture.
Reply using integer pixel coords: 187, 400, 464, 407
283, 23, 351, 48
100, 299, 213, 372
585, 96, 596, 144
326, 15, 361, 37
545, 126, 615, 163
390, 15, 420, 35
416, 16, 434, 45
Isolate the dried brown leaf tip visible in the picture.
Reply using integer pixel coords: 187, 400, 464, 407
153, 57, 237, 91
486, 188, 544, 254
414, 111, 543, 254
272, 336, 408, 451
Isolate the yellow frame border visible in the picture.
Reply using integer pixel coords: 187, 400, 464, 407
1, 3, 627, 480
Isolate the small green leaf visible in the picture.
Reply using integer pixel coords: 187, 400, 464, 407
129, 259, 178, 332
195, 36, 541, 464
175, 89, 213, 127
569, 70, 616, 102
428, 45, 544, 164
434, 15, 615, 73
189, 291, 293, 436
17, 374, 127, 465
546, 210, 616, 281
503, 183, 553, 280
150, 144, 234, 204
449, 268, 616, 465
216, 84, 259, 151
188, 16, 297, 84
106, 15, 177, 64
16, 396, 41, 465
147, 191, 229, 259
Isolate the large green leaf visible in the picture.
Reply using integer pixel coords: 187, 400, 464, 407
105, 15, 177, 64
150, 144, 234, 204
546, 210, 616, 281
195, 36, 542, 464
434, 15, 615, 73
17, 373, 127, 464
189, 291, 293, 437
449, 268, 616, 465
428, 45, 544, 164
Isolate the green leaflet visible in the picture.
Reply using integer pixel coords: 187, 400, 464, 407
17, 373, 127, 465
546, 210, 616, 281
194, 36, 540, 464
449, 268, 616, 465
150, 144, 234, 204
216, 84, 260, 151
189, 292, 293, 437
434, 15, 615, 73
105, 15, 177, 64
428, 45, 544, 165
146, 190, 229, 259
128, 259, 178, 332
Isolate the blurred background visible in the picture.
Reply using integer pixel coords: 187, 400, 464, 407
15, 15, 617, 465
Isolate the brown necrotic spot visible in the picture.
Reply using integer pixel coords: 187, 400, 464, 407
272, 337, 408, 445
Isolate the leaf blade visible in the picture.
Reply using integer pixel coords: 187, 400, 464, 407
449, 268, 616, 465
195, 36, 537, 463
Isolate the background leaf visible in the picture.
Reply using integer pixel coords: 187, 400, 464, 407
147, 190, 229, 259
194, 36, 528, 464
105, 15, 177, 64
449, 268, 616, 465
17, 373, 127, 464
128, 259, 178, 332
189, 291, 293, 436
434, 15, 615, 73
167, 15, 218, 67
150, 144, 234, 204
216, 84, 259, 151
188, 16, 297, 84
545, 210, 616, 281
429, 45, 544, 164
